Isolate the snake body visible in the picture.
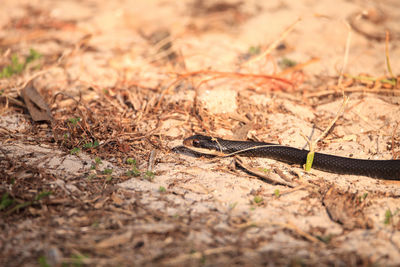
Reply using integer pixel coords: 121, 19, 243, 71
178, 134, 400, 180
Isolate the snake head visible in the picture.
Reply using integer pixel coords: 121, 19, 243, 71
183, 134, 219, 150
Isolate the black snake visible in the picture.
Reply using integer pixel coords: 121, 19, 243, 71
173, 134, 400, 180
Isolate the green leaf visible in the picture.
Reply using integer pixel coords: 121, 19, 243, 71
304, 151, 315, 172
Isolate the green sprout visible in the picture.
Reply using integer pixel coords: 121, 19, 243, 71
248, 45, 261, 55
144, 171, 155, 180
71, 253, 89, 267
103, 168, 113, 175
68, 117, 81, 125
274, 189, 280, 197
127, 167, 140, 177
95, 157, 102, 165
159, 186, 166, 193
38, 256, 50, 267
83, 140, 99, 149
316, 234, 333, 244
384, 209, 393, 225
5, 191, 51, 214
259, 167, 270, 173
26, 48, 42, 64
278, 57, 297, 69
0, 193, 14, 211
126, 158, 136, 165
0, 49, 43, 78
70, 147, 80, 155
253, 196, 263, 204
359, 192, 368, 202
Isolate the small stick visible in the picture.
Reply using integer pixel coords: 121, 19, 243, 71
385, 31, 395, 80
302, 21, 352, 171
243, 17, 302, 67
147, 150, 157, 173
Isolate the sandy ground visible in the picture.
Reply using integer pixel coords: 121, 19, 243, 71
1, 0, 400, 266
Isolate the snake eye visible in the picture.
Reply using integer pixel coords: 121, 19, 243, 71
192, 139, 201, 147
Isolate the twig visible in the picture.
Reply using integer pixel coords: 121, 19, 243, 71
385, 31, 395, 79
392, 122, 400, 159
162, 246, 236, 265
147, 150, 157, 172
235, 220, 323, 244
304, 87, 400, 98
301, 22, 352, 170
234, 157, 296, 187
243, 17, 302, 67
337, 21, 352, 90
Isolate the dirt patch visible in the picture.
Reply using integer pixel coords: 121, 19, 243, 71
1, 0, 400, 266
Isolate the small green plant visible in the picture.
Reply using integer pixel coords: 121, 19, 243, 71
0, 55, 24, 78
274, 189, 280, 197
0, 49, 42, 78
0, 193, 14, 211
127, 167, 140, 177
68, 117, 81, 125
384, 209, 393, 225
278, 57, 297, 69
70, 147, 80, 155
83, 140, 99, 149
5, 191, 51, 214
359, 192, 368, 202
103, 168, 113, 175
259, 167, 270, 173
248, 45, 261, 55
71, 253, 89, 267
159, 186, 166, 192
35, 191, 51, 201
87, 173, 97, 180
253, 195, 263, 204
38, 256, 50, 267
144, 171, 155, 180
126, 158, 141, 177
26, 48, 42, 64
229, 202, 238, 210
126, 158, 136, 165
317, 234, 333, 244
95, 157, 102, 165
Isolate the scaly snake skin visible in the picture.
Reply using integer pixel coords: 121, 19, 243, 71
174, 134, 400, 180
